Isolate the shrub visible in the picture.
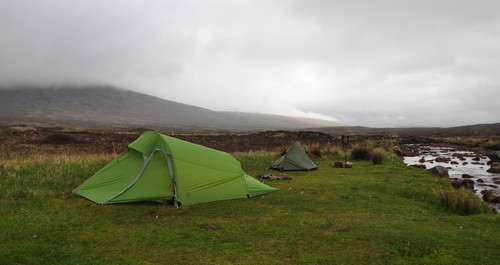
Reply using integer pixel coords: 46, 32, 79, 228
435, 187, 489, 215
371, 149, 385, 164
350, 145, 371, 160
310, 148, 322, 158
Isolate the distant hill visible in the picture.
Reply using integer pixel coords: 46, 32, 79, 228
316, 123, 500, 137
0, 86, 340, 130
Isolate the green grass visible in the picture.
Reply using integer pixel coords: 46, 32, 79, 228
435, 187, 490, 215
1, 153, 499, 264
440, 136, 500, 149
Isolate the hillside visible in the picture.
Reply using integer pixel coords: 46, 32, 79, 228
0, 86, 339, 130
317, 124, 500, 137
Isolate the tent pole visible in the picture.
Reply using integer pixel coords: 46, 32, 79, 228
342, 135, 349, 164
163, 151, 179, 208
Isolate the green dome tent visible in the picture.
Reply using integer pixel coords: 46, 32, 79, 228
73, 131, 277, 206
270, 142, 317, 171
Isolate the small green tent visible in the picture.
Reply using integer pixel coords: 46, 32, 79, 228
73, 131, 277, 206
270, 142, 317, 171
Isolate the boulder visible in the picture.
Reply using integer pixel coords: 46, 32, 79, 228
487, 162, 500, 173
395, 145, 419, 157
493, 178, 500, 185
393, 146, 405, 157
481, 190, 500, 203
451, 178, 474, 190
462, 174, 474, 179
488, 151, 500, 162
435, 157, 451, 163
411, 164, 426, 169
427, 166, 449, 178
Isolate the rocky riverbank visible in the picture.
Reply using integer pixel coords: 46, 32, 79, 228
399, 144, 500, 212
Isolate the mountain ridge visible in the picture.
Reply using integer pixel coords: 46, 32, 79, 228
0, 86, 340, 130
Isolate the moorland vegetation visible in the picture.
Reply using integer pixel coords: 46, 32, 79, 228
1, 126, 499, 264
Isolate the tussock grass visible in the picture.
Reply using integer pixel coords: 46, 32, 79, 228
370, 148, 385, 165
350, 145, 372, 160
435, 186, 490, 215
442, 136, 500, 149
0, 154, 115, 200
349, 141, 397, 164
303, 142, 343, 158
1, 152, 499, 264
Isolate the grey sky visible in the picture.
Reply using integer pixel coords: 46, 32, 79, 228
1, 0, 499, 127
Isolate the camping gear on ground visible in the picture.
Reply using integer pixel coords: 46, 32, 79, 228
257, 173, 292, 180
73, 131, 277, 206
270, 142, 317, 171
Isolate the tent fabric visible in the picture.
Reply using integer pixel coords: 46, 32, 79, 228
270, 142, 317, 171
73, 131, 277, 206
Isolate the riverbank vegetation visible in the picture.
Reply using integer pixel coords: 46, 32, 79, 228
434, 186, 490, 215
439, 136, 500, 150
1, 147, 499, 264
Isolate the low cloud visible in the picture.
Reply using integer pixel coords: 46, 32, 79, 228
1, 0, 499, 127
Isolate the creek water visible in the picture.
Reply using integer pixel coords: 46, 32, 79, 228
402, 144, 500, 212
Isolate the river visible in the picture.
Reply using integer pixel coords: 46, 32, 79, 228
402, 144, 500, 212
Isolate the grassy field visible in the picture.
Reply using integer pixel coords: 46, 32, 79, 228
1, 151, 499, 265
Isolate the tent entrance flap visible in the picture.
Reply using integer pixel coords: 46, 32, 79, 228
106, 148, 176, 204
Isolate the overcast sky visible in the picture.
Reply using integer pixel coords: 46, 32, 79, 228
1, 0, 500, 127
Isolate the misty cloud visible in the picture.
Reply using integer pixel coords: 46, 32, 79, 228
1, 0, 500, 127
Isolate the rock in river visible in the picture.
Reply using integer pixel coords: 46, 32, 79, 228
427, 165, 449, 178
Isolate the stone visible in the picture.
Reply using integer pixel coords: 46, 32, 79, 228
451, 178, 474, 190
488, 151, 500, 162
435, 157, 451, 163
394, 146, 405, 157
482, 190, 500, 203
427, 166, 449, 178
487, 162, 500, 173
411, 164, 426, 169
462, 174, 474, 179
452, 153, 466, 160
333, 161, 344, 168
